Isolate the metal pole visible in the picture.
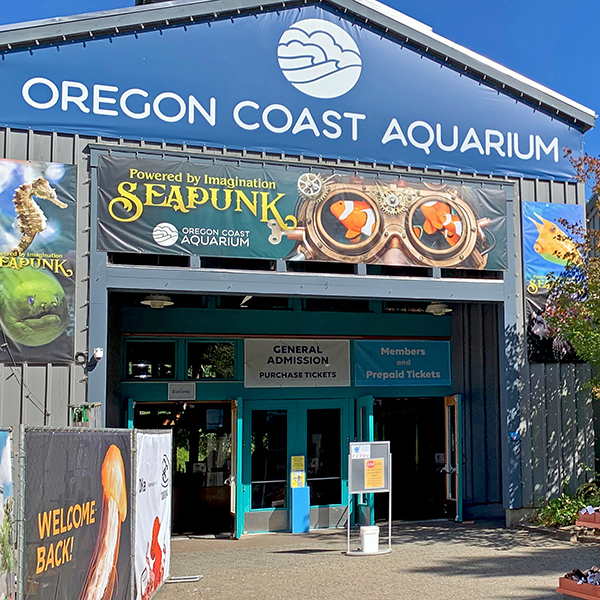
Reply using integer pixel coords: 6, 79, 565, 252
17, 425, 25, 600
347, 454, 351, 554
131, 429, 137, 600
388, 452, 392, 551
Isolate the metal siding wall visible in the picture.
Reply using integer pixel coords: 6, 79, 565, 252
517, 178, 595, 508
453, 303, 502, 510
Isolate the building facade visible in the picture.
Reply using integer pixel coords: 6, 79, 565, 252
0, 0, 595, 536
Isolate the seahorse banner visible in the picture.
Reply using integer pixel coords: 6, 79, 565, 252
22, 429, 132, 600
522, 201, 585, 315
0, 159, 76, 363
134, 432, 172, 600
97, 155, 508, 270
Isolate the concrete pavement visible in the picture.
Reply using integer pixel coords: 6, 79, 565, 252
155, 521, 599, 600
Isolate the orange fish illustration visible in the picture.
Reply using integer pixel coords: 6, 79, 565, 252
329, 200, 376, 242
415, 201, 463, 247
527, 212, 581, 267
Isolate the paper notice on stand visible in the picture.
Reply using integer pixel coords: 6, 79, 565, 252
365, 458, 384, 489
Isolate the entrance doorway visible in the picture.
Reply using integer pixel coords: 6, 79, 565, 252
374, 397, 449, 521
134, 401, 233, 535
243, 399, 350, 532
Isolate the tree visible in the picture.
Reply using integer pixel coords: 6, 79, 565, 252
545, 152, 600, 395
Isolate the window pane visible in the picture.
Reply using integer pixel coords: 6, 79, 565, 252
187, 342, 235, 379
307, 408, 341, 506
125, 341, 175, 380
251, 410, 287, 509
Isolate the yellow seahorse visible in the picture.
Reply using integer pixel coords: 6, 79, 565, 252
11, 176, 67, 255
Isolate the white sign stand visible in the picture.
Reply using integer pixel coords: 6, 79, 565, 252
346, 441, 392, 556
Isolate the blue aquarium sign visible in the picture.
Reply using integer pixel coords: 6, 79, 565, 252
0, 6, 582, 179
355, 340, 451, 387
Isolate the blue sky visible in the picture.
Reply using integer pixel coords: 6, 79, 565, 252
2, 0, 599, 170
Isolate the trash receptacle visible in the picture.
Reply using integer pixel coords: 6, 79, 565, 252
359, 525, 380, 553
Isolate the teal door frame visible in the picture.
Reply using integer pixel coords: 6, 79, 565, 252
233, 397, 244, 538
241, 398, 352, 532
355, 395, 374, 525
456, 394, 464, 523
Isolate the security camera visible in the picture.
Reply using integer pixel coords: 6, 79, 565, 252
92, 347, 104, 361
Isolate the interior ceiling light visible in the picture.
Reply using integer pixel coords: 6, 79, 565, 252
140, 294, 174, 309
425, 302, 452, 316
240, 295, 253, 308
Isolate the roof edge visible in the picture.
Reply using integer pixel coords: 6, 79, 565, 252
0, 0, 595, 131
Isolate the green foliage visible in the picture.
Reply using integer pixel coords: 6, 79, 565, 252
0, 498, 13, 574
535, 476, 600, 527
542, 152, 600, 391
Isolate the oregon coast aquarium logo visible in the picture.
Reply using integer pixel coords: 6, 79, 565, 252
277, 19, 362, 99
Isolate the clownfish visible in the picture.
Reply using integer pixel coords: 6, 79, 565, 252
527, 213, 581, 266
415, 200, 463, 247
329, 200, 376, 241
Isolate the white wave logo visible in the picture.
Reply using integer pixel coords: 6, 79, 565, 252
152, 222, 178, 247
277, 19, 362, 99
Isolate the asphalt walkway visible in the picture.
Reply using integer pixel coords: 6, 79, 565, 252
155, 520, 599, 600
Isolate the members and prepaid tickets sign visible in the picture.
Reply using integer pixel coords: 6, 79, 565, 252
354, 340, 452, 387
97, 155, 507, 271
23, 430, 132, 600
135, 432, 172, 600
0, 159, 76, 363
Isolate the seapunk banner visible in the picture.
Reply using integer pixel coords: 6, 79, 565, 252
135, 432, 172, 600
0, 159, 76, 363
97, 155, 507, 271
23, 430, 132, 600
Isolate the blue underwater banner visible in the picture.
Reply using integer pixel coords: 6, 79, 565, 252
0, 159, 76, 363
354, 340, 451, 387
0, 5, 583, 180
522, 201, 585, 314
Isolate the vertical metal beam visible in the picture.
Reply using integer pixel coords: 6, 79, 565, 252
88, 150, 109, 425
499, 194, 523, 510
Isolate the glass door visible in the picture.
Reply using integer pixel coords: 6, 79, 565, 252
250, 409, 289, 510
444, 394, 463, 522
243, 399, 351, 533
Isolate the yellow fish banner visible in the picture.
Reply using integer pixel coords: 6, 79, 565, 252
522, 201, 585, 313
522, 201, 585, 362
97, 155, 508, 271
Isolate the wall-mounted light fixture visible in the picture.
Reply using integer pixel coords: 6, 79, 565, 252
140, 294, 174, 309
74, 347, 104, 371
425, 302, 452, 316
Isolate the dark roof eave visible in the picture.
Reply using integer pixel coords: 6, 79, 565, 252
0, 0, 595, 131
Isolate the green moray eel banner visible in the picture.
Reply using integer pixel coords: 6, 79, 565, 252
97, 155, 508, 271
0, 159, 76, 363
